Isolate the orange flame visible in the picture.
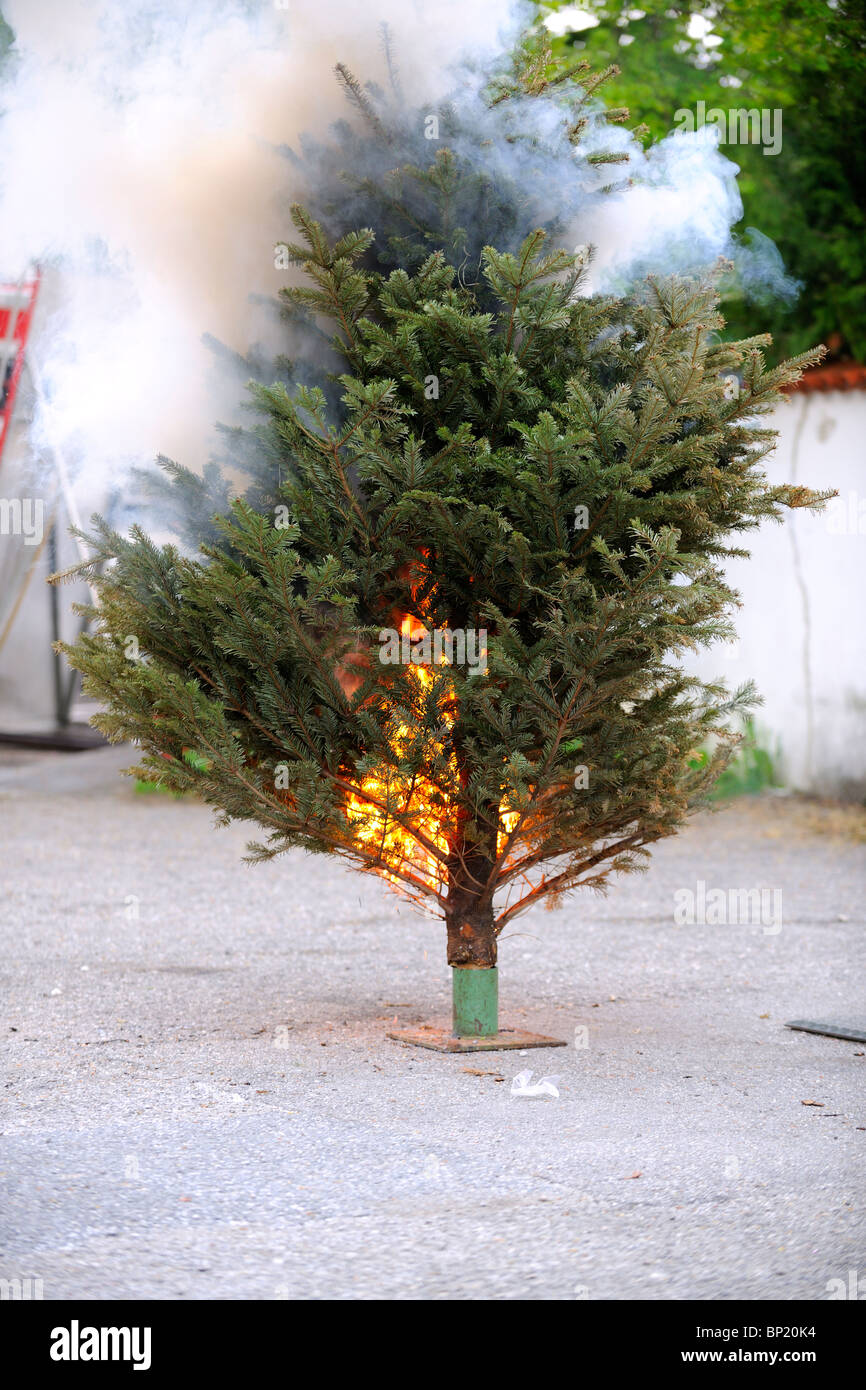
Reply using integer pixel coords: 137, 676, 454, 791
343, 613, 517, 901
343, 615, 453, 894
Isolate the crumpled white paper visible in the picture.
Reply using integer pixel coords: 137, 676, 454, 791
510, 1069, 561, 1100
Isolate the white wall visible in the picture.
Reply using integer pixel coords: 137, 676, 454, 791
686, 388, 866, 797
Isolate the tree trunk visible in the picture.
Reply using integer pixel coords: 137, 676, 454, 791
444, 784, 498, 966
446, 878, 498, 1036
444, 798, 500, 1036
445, 883, 497, 967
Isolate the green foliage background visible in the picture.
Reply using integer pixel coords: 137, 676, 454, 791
545, 0, 866, 362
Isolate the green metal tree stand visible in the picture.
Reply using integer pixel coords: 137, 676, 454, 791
387, 965, 566, 1053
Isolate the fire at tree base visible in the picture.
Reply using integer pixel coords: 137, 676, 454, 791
387, 966, 567, 1053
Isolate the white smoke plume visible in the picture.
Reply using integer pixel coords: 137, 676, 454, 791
0, 0, 524, 494
0, 0, 794, 505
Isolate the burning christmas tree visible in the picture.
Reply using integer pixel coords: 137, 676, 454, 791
54, 34, 827, 1047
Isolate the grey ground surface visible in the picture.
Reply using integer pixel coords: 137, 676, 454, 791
1, 744, 864, 1301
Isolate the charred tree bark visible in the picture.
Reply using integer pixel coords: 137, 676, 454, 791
444, 849, 497, 967
444, 739, 498, 967
445, 899, 497, 966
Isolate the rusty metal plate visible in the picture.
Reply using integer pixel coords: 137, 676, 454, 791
386, 1025, 567, 1052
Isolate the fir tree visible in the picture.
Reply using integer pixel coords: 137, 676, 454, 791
53, 35, 829, 1035
56, 211, 826, 975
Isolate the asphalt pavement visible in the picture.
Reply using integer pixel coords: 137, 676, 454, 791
1, 745, 864, 1300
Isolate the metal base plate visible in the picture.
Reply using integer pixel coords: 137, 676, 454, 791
0, 726, 107, 751
387, 1025, 567, 1053
786, 1019, 866, 1044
